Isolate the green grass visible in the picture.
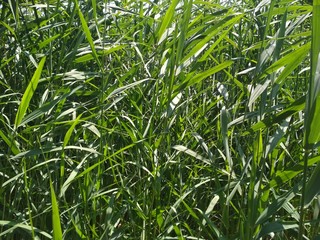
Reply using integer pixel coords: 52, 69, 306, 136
0, 0, 320, 239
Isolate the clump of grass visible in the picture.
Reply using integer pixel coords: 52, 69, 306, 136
0, 0, 319, 239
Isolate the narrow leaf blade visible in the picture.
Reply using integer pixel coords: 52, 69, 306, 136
50, 180, 63, 240
15, 57, 46, 128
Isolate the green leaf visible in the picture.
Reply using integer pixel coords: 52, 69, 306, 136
0, 220, 52, 239
221, 107, 232, 169
244, 95, 305, 135
60, 156, 87, 198
304, 162, 320, 207
256, 221, 299, 239
0, 20, 18, 39
198, 210, 225, 239
175, 61, 233, 93
39, 34, 60, 49
308, 94, 320, 145
157, 0, 179, 44
301, 0, 320, 212
182, 199, 199, 220
256, 184, 300, 225
299, 2, 320, 147
2, 159, 58, 188
14, 57, 46, 129
75, 0, 101, 69
63, 114, 83, 148
50, 179, 63, 240
106, 78, 152, 100
266, 155, 320, 190
11, 146, 100, 161
0, 129, 20, 155
20, 86, 82, 126
262, 42, 311, 85
175, 0, 193, 66
172, 145, 210, 164
197, 14, 243, 62
75, 45, 125, 63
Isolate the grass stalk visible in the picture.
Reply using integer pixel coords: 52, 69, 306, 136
299, 1, 320, 239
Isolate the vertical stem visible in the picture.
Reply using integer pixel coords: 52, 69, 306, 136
299, 0, 320, 238
298, 148, 310, 240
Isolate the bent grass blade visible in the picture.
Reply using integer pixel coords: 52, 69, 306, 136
0, 221, 52, 239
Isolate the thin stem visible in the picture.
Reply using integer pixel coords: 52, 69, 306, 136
298, 148, 310, 240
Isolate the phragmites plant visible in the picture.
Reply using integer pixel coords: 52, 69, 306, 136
1, 0, 320, 239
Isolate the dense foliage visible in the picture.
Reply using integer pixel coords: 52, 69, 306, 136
1, 0, 320, 239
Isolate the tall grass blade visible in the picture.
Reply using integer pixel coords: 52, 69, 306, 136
157, 0, 179, 44
14, 57, 46, 129
0, 20, 18, 39
183, 13, 243, 65
175, 0, 193, 66
221, 107, 232, 170
174, 61, 233, 93
305, 162, 320, 207
256, 184, 300, 225
265, 42, 311, 86
75, 0, 101, 69
265, 155, 320, 190
106, 78, 152, 100
307, 55, 320, 145
244, 96, 306, 134
257, 221, 299, 239
0, 129, 20, 155
2, 158, 58, 188
63, 114, 83, 148
20, 86, 82, 126
50, 179, 63, 240
0, 221, 52, 239
172, 145, 210, 164
304, 0, 320, 146
299, 1, 320, 238
60, 156, 87, 198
